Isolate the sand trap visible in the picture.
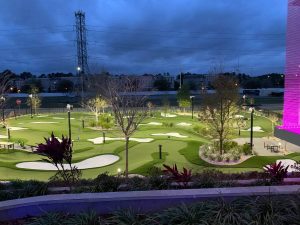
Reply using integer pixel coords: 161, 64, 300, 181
53, 117, 75, 120
0, 135, 8, 139
31, 122, 59, 124
161, 113, 177, 118
36, 115, 48, 118
235, 115, 244, 118
265, 159, 299, 173
140, 122, 162, 126
16, 154, 119, 171
244, 126, 264, 132
151, 132, 188, 138
88, 137, 154, 144
177, 122, 192, 126
7, 127, 28, 131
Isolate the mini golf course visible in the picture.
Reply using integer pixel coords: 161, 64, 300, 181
0, 111, 299, 181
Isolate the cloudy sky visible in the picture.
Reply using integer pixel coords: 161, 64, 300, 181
0, 0, 287, 76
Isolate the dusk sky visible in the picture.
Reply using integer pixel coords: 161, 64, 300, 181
0, 0, 287, 76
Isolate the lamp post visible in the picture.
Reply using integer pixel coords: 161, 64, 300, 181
29, 94, 33, 118
190, 96, 195, 119
249, 107, 255, 154
0, 96, 5, 127
66, 104, 73, 141
77, 66, 84, 102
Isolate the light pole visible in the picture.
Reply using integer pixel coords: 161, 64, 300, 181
0, 96, 5, 127
29, 94, 33, 118
249, 107, 255, 154
66, 104, 73, 141
190, 96, 195, 119
77, 66, 84, 102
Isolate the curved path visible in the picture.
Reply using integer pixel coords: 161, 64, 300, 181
16, 154, 119, 170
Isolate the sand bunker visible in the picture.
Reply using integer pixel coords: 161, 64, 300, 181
177, 122, 192, 126
141, 122, 162, 126
31, 122, 59, 124
7, 127, 28, 131
0, 135, 8, 139
151, 132, 188, 138
244, 126, 264, 132
16, 154, 119, 171
235, 115, 244, 118
53, 117, 75, 120
88, 137, 154, 144
161, 113, 177, 118
36, 115, 48, 118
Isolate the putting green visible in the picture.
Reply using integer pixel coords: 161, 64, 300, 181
0, 111, 294, 181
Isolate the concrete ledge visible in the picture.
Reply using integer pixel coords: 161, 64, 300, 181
275, 127, 300, 146
1, 185, 300, 221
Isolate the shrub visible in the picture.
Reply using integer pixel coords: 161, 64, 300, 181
163, 164, 192, 187
162, 122, 174, 127
147, 167, 169, 190
223, 141, 239, 152
264, 161, 289, 184
93, 172, 121, 192
242, 143, 252, 155
36, 132, 81, 190
98, 114, 114, 129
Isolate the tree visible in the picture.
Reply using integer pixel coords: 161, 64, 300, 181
104, 77, 148, 178
153, 77, 170, 91
85, 96, 108, 122
177, 84, 191, 110
235, 116, 247, 136
0, 71, 13, 127
162, 95, 170, 115
21, 78, 43, 93
269, 113, 279, 135
202, 75, 239, 155
27, 87, 41, 115
56, 79, 74, 93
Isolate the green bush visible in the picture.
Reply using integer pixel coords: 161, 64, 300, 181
242, 143, 252, 155
98, 114, 114, 129
162, 122, 174, 127
93, 173, 121, 192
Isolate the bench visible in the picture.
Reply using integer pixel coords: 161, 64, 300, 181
0, 142, 14, 150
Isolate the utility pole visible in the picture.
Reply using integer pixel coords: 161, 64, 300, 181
75, 11, 89, 101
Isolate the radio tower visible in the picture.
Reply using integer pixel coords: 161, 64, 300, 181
75, 11, 89, 100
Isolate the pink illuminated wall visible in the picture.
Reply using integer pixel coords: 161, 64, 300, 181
282, 0, 300, 133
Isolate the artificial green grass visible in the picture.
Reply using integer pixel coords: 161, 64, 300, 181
0, 111, 290, 181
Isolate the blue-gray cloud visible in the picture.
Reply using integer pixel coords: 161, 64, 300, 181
0, 0, 287, 75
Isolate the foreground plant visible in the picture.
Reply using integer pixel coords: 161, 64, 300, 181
36, 132, 81, 190
163, 164, 192, 187
264, 161, 289, 184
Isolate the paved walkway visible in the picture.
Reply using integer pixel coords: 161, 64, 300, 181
234, 137, 300, 156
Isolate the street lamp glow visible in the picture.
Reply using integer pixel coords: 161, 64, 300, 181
77, 66, 81, 71
28, 94, 33, 98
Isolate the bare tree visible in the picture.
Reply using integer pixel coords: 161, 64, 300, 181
202, 75, 239, 155
104, 76, 148, 177
84, 96, 107, 122
0, 71, 13, 126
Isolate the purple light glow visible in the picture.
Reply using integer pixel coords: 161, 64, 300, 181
281, 0, 300, 134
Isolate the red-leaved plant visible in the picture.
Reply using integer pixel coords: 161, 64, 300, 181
264, 161, 289, 184
36, 132, 81, 189
163, 164, 192, 188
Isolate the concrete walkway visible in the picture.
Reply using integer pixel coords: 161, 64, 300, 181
234, 137, 300, 156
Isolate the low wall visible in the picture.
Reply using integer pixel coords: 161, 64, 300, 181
1, 185, 300, 221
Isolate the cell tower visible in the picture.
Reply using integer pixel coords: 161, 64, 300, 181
75, 11, 89, 75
